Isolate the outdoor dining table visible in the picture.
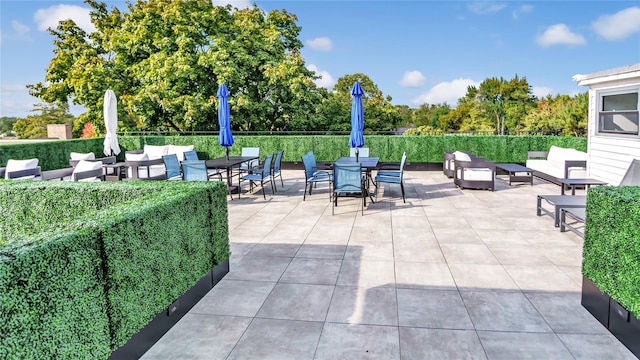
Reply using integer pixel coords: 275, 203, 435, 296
334, 156, 380, 203
205, 155, 258, 193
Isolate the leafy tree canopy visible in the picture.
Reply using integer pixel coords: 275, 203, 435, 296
12, 103, 73, 139
28, 0, 323, 134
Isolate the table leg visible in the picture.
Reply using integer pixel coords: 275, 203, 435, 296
571, 185, 576, 196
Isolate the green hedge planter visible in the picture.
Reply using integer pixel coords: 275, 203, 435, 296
0, 180, 229, 360
1, 135, 587, 170
582, 186, 640, 357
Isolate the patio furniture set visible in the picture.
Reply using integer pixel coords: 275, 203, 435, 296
443, 145, 620, 239
301, 149, 407, 215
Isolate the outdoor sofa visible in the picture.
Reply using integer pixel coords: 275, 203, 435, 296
526, 145, 587, 184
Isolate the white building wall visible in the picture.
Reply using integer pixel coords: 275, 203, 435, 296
583, 73, 640, 185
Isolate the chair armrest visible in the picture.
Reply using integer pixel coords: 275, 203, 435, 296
528, 151, 549, 159
5, 166, 42, 179
564, 160, 587, 178
73, 168, 105, 181
455, 160, 496, 171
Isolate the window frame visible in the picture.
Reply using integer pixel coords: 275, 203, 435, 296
596, 86, 640, 136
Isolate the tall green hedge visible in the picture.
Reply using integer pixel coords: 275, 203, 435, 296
0, 135, 587, 170
0, 180, 229, 359
583, 186, 640, 316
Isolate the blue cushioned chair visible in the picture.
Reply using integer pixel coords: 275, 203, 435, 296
240, 153, 274, 200
272, 150, 284, 191
183, 150, 223, 180
374, 152, 407, 203
182, 159, 233, 199
162, 154, 182, 180
301, 151, 332, 201
332, 162, 365, 215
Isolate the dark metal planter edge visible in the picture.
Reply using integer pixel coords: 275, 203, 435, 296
108, 259, 230, 360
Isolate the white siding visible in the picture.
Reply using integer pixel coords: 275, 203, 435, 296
585, 72, 640, 185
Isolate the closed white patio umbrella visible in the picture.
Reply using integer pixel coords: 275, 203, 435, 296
103, 89, 121, 156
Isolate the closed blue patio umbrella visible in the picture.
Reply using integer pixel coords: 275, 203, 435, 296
217, 83, 234, 160
349, 81, 365, 161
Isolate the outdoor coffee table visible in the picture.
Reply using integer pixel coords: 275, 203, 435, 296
496, 163, 533, 186
537, 194, 586, 227
558, 178, 607, 195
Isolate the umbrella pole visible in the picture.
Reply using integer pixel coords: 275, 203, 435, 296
226, 147, 230, 161
355, 148, 359, 162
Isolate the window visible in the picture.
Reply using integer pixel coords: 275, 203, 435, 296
598, 90, 639, 135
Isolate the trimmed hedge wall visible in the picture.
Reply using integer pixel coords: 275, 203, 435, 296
0, 180, 229, 359
1, 135, 587, 170
583, 186, 640, 316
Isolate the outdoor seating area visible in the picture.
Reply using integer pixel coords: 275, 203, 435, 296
138, 169, 635, 359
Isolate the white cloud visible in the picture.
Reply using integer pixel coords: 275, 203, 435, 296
532, 86, 553, 99
536, 24, 585, 47
467, 2, 507, 15
211, 0, 252, 10
307, 64, 335, 89
306, 37, 332, 51
12, 21, 30, 37
512, 4, 533, 19
592, 7, 640, 41
411, 78, 480, 106
400, 71, 425, 88
34, 5, 95, 33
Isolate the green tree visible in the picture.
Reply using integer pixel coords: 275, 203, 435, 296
523, 92, 587, 136
318, 73, 402, 132
0, 117, 18, 135
28, 0, 322, 133
466, 75, 537, 134
12, 103, 74, 139
412, 103, 451, 129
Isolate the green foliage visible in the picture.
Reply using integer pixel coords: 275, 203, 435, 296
30, 0, 322, 134
0, 180, 229, 358
0, 138, 104, 170
11, 103, 74, 139
523, 92, 588, 136
321, 73, 403, 132
583, 186, 640, 316
1, 135, 588, 169
0, 117, 17, 135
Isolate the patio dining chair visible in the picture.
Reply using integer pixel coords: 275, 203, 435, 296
182, 160, 233, 199
374, 151, 407, 203
272, 150, 284, 191
349, 147, 370, 158
301, 151, 332, 201
239, 147, 260, 175
239, 153, 274, 200
162, 154, 182, 180
183, 149, 223, 180
332, 162, 365, 215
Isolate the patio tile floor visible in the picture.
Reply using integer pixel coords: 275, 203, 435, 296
141, 170, 636, 360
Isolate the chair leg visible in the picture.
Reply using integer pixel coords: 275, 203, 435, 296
271, 178, 276, 194
280, 175, 284, 187
332, 191, 335, 215
303, 181, 308, 201
400, 181, 405, 203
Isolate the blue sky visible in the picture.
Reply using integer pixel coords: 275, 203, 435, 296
1, 0, 639, 118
